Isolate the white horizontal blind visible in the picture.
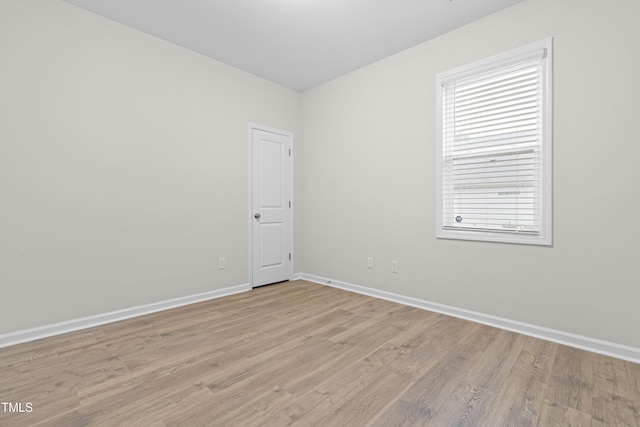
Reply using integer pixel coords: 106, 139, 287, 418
441, 53, 546, 236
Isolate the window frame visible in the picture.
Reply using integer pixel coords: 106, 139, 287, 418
435, 38, 553, 246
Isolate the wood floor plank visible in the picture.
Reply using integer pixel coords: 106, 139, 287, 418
591, 354, 640, 427
363, 319, 459, 383
430, 382, 497, 427
312, 368, 408, 427
207, 387, 299, 427
545, 345, 594, 414
537, 403, 592, 427
0, 280, 639, 426
426, 330, 528, 426
289, 360, 400, 426
371, 343, 483, 426
493, 340, 557, 427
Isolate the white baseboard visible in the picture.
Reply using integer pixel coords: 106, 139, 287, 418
0, 283, 251, 349
299, 273, 640, 364
5, 276, 639, 364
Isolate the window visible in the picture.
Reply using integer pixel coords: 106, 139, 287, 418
436, 38, 552, 245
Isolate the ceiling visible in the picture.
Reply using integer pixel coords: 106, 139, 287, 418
62, 0, 525, 92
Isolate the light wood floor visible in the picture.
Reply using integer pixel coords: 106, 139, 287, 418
1, 280, 639, 426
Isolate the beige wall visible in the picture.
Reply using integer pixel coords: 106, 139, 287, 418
3, 0, 639, 351
302, 0, 640, 348
0, 0, 302, 333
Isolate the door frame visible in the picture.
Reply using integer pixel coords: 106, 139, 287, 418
248, 123, 294, 289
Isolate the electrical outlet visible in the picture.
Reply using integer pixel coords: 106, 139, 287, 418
218, 257, 226, 270
391, 260, 398, 273
367, 257, 374, 269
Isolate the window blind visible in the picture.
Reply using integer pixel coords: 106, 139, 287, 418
441, 53, 546, 236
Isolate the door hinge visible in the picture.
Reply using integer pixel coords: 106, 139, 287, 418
289, 253, 292, 261
289, 201, 291, 208
288, 149, 291, 156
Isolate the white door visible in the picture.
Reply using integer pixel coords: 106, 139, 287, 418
250, 126, 293, 287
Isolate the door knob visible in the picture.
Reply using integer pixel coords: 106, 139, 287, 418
254, 213, 261, 219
